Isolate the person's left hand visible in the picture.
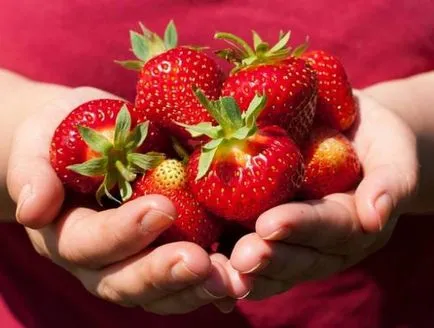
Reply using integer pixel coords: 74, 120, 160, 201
229, 91, 419, 299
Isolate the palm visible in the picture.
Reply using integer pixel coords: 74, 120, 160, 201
229, 91, 419, 300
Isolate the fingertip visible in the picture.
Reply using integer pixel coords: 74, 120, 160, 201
230, 233, 270, 274
16, 172, 64, 228
355, 171, 396, 234
176, 242, 212, 279
133, 194, 177, 221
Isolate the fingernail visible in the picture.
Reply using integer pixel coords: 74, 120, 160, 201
171, 261, 200, 282
374, 193, 393, 231
214, 300, 236, 314
202, 267, 226, 299
15, 184, 32, 224
262, 227, 288, 241
141, 209, 174, 234
236, 289, 251, 300
241, 258, 270, 274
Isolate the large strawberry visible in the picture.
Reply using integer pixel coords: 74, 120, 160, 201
180, 89, 304, 223
117, 21, 223, 149
302, 50, 357, 131
131, 158, 222, 249
299, 125, 361, 199
50, 99, 167, 204
216, 31, 317, 144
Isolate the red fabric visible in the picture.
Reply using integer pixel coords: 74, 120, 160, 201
1, 0, 434, 327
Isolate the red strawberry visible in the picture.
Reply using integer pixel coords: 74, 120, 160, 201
299, 125, 361, 199
216, 31, 317, 144
50, 99, 167, 204
131, 159, 222, 249
302, 50, 357, 131
182, 89, 304, 223
118, 21, 223, 149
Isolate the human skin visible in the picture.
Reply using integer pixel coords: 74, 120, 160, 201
1, 68, 433, 310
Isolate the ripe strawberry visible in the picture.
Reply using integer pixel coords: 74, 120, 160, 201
50, 99, 167, 204
216, 31, 317, 144
181, 89, 304, 223
131, 159, 222, 249
299, 125, 361, 199
302, 50, 357, 131
117, 21, 223, 149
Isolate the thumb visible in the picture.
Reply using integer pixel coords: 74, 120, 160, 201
354, 93, 419, 233
7, 86, 120, 228
355, 164, 418, 233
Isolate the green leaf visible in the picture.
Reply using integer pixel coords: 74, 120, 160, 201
128, 152, 165, 171
231, 126, 251, 140
243, 94, 267, 129
96, 173, 120, 206
119, 179, 133, 202
197, 146, 218, 180
130, 31, 149, 61
252, 30, 263, 50
139, 22, 152, 38
115, 160, 137, 182
242, 56, 258, 66
291, 37, 310, 57
164, 20, 178, 49
171, 136, 190, 163
67, 157, 108, 177
255, 42, 270, 55
114, 105, 132, 149
214, 32, 255, 57
269, 31, 291, 53
125, 121, 149, 150
114, 60, 144, 71
77, 126, 112, 154
193, 88, 233, 129
219, 97, 243, 131
215, 49, 243, 63
203, 138, 223, 150
177, 121, 222, 139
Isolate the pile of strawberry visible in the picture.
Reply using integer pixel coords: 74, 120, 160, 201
49, 21, 361, 250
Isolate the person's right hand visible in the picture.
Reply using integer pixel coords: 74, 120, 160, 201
7, 87, 250, 315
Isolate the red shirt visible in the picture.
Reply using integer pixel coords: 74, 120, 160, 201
1, 1, 434, 327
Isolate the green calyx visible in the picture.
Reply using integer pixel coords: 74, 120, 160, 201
116, 20, 178, 71
215, 30, 309, 73
178, 88, 267, 180
67, 105, 165, 205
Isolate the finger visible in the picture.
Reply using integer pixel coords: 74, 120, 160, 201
143, 254, 231, 315
230, 233, 342, 277
230, 235, 343, 300
352, 93, 419, 233
37, 195, 176, 269
255, 195, 374, 253
7, 87, 119, 228
78, 242, 212, 309
212, 252, 252, 299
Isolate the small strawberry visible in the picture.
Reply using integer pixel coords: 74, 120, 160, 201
117, 21, 223, 148
299, 125, 361, 199
181, 89, 304, 223
302, 50, 357, 131
216, 31, 317, 144
50, 99, 166, 204
131, 158, 222, 249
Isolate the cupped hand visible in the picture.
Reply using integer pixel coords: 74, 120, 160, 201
7, 87, 250, 314
230, 91, 419, 299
